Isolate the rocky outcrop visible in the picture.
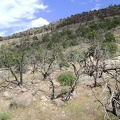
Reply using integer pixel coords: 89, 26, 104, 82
10, 92, 35, 108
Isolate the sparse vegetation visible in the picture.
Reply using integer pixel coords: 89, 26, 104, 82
59, 61, 70, 69
0, 112, 13, 120
0, 4, 120, 120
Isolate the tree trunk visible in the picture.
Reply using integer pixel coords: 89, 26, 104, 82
42, 72, 49, 80
93, 75, 97, 87
49, 77, 55, 100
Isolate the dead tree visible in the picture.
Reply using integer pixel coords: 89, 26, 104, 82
0, 43, 27, 86
63, 62, 82, 101
55, 50, 84, 101
83, 45, 107, 87
38, 50, 58, 80
49, 76, 55, 100
92, 63, 120, 119
29, 45, 61, 80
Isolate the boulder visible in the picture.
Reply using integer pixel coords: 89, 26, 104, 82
118, 56, 120, 60
10, 92, 34, 108
53, 98, 65, 107
2, 91, 12, 100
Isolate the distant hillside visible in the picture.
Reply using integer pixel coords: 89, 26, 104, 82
1, 4, 120, 41
56, 4, 120, 28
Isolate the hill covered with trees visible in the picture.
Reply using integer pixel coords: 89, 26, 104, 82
1, 4, 120, 40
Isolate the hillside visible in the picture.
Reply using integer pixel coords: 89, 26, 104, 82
0, 5, 120, 120
0, 4, 120, 41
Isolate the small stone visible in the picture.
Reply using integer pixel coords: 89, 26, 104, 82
33, 97, 36, 102
40, 95, 48, 102
9, 86, 13, 89
21, 88, 27, 92
61, 67, 67, 71
14, 86, 21, 91
53, 98, 65, 107
3, 91, 9, 98
2, 91, 12, 100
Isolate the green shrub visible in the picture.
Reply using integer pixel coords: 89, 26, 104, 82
59, 52, 65, 61
76, 25, 90, 37
42, 34, 50, 43
62, 39, 69, 48
70, 39, 77, 46
87, 31, 98, 40
105, 42, 117, 56
32, 36, 38, 40
57, 72, 75, 86
89, 22, 99, 30
47, 41, 53, 49
104, 32, 115, 42
100, 42, 117, 58
0, 112, 13, 120
59, 61, 70, 68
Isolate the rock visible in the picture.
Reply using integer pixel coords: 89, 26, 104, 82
61, 67, 68, 71
14, 86, 21, 91
40, 95, 48, 102
35, 84, 39, 87
9, 86, 14, 89
33, 97, 36, 102
10, 92, 34, 108
32, 80, 40, 84
53, 98, 65, 107
21, 88, 27, 92
118, 56, 120, 60
3, 92, 9, 97
72, 91, 78, 99
3, 91, 12, 100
